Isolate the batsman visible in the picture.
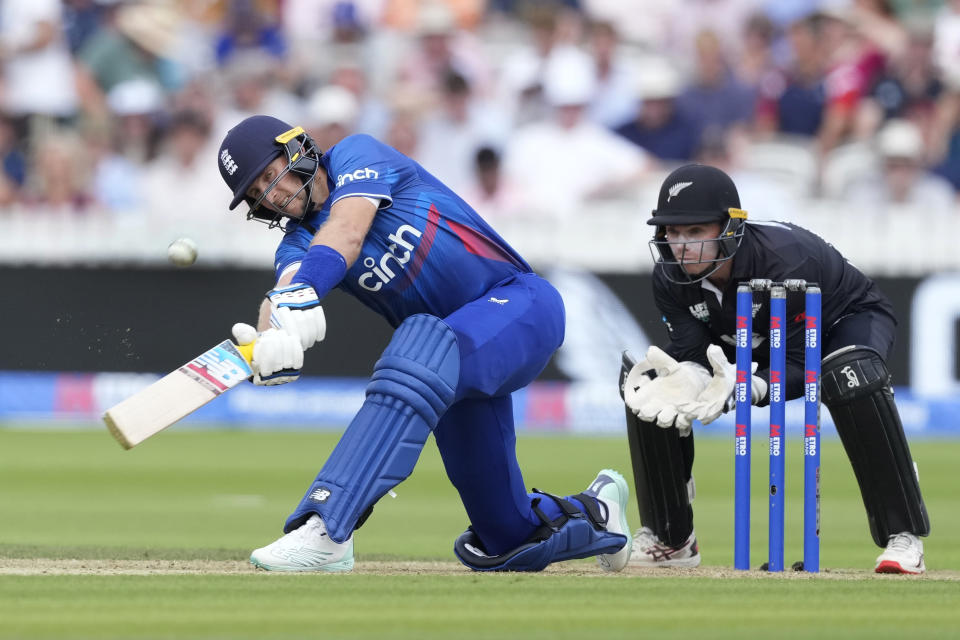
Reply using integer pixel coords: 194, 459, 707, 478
215, 115, 632, 572
622, 164, 930, 574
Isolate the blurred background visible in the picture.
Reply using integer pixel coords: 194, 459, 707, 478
0, 0, 958, 435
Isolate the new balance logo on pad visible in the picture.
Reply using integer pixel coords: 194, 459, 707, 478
310, 487, 332, 503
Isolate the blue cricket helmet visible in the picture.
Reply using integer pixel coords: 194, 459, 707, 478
217, 115, 322, 226
218, 115, 290, 210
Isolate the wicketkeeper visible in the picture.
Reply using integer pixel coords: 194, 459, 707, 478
216, 115, 632, 572
621, 163, 930, 573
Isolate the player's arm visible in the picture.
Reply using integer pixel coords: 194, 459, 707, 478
264, 196, 379, 346
308, 196, 378, 266
258, 197, 378, 331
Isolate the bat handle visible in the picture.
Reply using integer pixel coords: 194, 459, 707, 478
235, 341, 255, 364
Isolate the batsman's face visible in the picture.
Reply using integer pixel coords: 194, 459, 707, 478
664, 222, 724, 275
247, 156, 309, 218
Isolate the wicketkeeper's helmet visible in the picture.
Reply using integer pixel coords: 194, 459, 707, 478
647, 164, 748, 284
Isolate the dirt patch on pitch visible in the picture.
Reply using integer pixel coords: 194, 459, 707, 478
2, 558, 957, 580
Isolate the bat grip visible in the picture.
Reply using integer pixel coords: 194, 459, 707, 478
235, 341, 255, 364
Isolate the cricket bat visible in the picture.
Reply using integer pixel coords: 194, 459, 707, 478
104, 340, 255, 449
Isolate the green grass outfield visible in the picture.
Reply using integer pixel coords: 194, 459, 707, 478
1, 428, 957, 639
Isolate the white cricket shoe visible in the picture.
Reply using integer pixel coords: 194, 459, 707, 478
875, 532, 925, 574
250, 514, 354, 572
629, 526, 701, 568
583, 469, 633, 572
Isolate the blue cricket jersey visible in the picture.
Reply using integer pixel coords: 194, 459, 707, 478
274, 134, 532, 326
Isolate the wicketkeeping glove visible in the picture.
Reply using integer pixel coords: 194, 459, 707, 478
232, 322, 304, 386
623, 345, 712, 432
266, 283, 327, 351
679, 344, 767, 425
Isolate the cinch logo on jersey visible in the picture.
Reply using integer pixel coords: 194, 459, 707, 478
358, 224, 423, 292
220, 149, 238, 175
336, 167, 379, 187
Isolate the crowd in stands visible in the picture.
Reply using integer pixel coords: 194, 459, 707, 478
0, 0, 957, 236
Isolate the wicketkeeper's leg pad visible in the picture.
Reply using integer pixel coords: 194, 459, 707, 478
284, 314, 460, 541
619, 351, 694, 547
821, 345, 930, 545
453, 491, 628, 572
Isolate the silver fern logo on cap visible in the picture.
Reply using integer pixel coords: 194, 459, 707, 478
667, 181, 692, 202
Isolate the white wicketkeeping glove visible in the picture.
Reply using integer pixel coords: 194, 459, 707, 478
266, 283, 327, 351
623, 346, 712, 431
232, 322, 304, 386
680, 344, 767, 425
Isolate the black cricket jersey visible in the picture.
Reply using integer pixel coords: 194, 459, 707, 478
652, 220, 895, 401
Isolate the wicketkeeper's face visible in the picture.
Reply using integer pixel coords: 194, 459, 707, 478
663, 222, 724, 275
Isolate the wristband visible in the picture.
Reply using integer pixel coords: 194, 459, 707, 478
294, 245, 348, 299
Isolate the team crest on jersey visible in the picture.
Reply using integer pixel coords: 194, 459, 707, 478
689, 302, 710, 322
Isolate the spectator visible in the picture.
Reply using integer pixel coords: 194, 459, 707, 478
0, 117, 27, 194
657, 0, 763, 67
615, 59, 701, 163
0, 0, 79, 142
815, 8, 886, 156
585, 20, 638, 129
755, 14, 826, 138
736, 12, 777, 88
26, 129, 93, 213
384, 99, 422, 159
144, 110, 232, 230
929, 0, 960, 166
855, 26, 942, 137
850, 0, 909, 60
416, 71, 509, 194
495, 8, 559, 126
843, 118, 956, 209
304, 85, 359, 151
329, 62, 391, 138
61, 0, 110, 54
91, 78, 166, 213
394, 2, 492, 99
75, 1, 181, 119
460, 146, 527, 221
214, 50, 304, 133
675, 30, 756, 141
214, 0, 287, 67
503, 47, 650, 218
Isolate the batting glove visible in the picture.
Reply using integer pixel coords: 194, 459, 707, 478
232, 323, 303, 386
267, 283, 327, 351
